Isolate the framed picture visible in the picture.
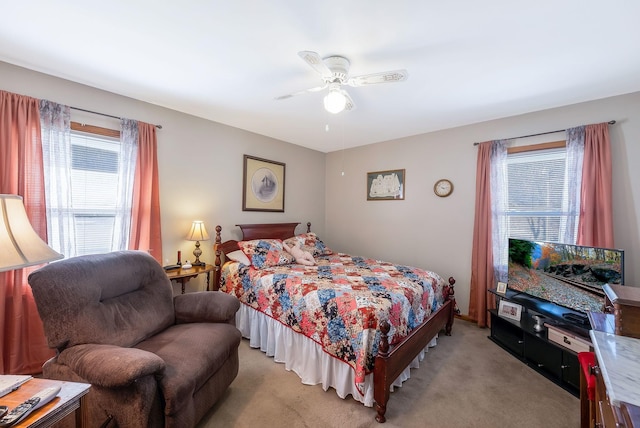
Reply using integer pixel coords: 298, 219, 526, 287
367, 169, 405, 200
242, 155, 286, 212
498, 300, 523, 322
496, 282, 507, 294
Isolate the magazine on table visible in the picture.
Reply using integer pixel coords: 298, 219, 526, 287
0, 375, 32, 397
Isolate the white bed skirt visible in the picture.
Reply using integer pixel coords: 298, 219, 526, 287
235, 303, 438, 407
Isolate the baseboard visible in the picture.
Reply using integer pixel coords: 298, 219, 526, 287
455, 313, 476, 323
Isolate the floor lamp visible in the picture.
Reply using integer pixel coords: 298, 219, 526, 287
0, 194, 63, 272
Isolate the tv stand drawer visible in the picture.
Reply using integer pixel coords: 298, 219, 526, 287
525, 334, 562, 378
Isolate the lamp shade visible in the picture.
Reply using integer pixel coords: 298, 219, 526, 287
185, 221, 210, 242
0, 194, 63, 272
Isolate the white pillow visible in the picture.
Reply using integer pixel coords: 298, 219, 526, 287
227, 250, 251, 265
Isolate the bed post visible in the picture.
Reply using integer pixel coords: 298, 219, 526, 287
374, 321, 391, 423
373, 276, 457, 422
213, 225, 222, 291
446, 277, 456, 336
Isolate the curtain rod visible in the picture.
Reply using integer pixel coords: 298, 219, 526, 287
473, 120, 616, 146
70, 106, 162, 129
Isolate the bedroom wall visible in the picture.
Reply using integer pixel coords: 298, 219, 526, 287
4, 60, 638, 310
325, 91, 640, 316
0, 61, 326, 293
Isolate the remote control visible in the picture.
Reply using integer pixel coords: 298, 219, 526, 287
0, 385, 61, 427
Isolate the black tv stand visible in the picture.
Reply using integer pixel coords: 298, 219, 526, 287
488, 288, 587, 397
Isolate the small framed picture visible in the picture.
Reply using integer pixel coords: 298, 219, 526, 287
498, 300, 522, 322
496, 282, 507, 294
367, 169, 405, 200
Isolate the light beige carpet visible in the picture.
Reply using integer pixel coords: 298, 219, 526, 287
198, 319, 579, 428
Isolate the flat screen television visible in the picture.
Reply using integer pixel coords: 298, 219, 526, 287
507, 238, 624, 319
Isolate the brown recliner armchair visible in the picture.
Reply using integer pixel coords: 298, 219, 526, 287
28, 250, 242, 427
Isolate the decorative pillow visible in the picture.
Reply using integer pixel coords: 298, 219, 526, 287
284, 233, 333, 257
238, 239, 295, 269
226, 250, 251, 266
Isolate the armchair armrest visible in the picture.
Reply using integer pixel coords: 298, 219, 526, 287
174, 291, 240, 324
57, 344, 166, 388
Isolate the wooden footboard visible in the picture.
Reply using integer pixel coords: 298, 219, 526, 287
373, 277, 456, 423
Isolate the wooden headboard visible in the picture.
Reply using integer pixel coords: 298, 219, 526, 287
212, 222, 311, 290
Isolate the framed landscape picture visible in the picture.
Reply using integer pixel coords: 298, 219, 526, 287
367, 169, 405, 200
242, 155, 286, 212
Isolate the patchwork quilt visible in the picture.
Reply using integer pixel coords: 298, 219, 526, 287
221, 253, 449, 392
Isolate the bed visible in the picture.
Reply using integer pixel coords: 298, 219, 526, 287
212, 222, 456, 423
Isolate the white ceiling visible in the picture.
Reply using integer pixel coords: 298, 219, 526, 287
2, 1, 640, 153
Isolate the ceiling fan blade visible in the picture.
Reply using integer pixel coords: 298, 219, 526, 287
343, 91, 356, 111
274, 83, 328, 100
298, 51, 333, 79
346, 69, 408, 87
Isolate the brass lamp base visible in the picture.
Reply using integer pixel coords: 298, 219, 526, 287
192, 240, 205, 266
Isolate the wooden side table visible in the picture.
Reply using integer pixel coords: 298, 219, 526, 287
2, 378, 90, 428
165, 264, 214, 293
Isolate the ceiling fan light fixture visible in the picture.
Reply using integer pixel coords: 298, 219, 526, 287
324, 87, 347, 114
278, 51, 404, 114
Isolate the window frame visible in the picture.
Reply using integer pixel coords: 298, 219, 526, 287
67, 122, 126, 256
71, 122, 120, 138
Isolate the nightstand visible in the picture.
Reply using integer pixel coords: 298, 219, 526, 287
165, 264, 214, 294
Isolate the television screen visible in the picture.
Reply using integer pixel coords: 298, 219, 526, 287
507, 238, 624, 314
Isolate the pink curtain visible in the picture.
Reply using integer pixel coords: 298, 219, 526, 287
578, 123, 614, 247
0, 90, 54, 374
468, 141, 495, 326
129, 122, 163, 264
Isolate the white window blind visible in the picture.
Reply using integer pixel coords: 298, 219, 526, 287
69, 132, 121, 255
505, 147, 576, 242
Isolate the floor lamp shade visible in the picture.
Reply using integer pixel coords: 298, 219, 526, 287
0, 194, 63, 272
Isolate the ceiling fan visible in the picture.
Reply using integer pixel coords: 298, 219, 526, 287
276, 51, 408, 114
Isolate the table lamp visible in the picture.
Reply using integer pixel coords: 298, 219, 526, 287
0, 194, 63, 272
185, 220, 210, 267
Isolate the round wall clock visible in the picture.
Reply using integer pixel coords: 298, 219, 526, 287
434, 179, 453, 197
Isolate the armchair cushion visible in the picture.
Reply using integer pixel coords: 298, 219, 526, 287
135, 322, 242, 417
174, 291, 240, 324
57, 344, 166, 388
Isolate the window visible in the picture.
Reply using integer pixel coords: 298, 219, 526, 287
44, 122, 136, 258
69, 132, 122, 255
505, 146, 577, 242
